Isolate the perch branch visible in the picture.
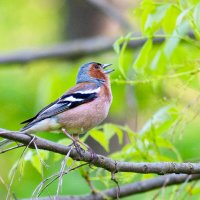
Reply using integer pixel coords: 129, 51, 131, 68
1, 129, 200, 175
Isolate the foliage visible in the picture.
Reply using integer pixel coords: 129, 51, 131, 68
1, 0, 200, 199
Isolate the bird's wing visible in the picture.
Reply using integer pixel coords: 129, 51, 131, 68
21, 99, 59, 124
21, 83, 100, 131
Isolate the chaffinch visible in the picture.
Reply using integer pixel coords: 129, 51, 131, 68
0, 62, 113, 148
21, 62, 113, 134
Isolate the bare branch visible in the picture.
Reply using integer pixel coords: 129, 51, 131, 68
0, 37, 114, 65
23, 174, 200, 200
1, 129, 200, 175
0, 32, 195, 65
0, 36, 164, 65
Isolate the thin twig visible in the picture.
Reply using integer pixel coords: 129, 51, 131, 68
32, 137, 48, 179
37, 161, 76, 198
6, 136, 35, 200
32, 162, 88, 198
56, 146, 73, 197
0, 175, 9, 194
0, 144, 24, 154
174, 174, 192, 198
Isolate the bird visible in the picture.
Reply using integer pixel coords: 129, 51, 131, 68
0, 62, 114, 152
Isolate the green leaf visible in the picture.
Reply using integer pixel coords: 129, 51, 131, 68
190, 186, 200, 195
163, 6, 180, 33
54, 138, 72, 162
141, 0, 156, 33
113, 33, 132, 54
58, 138, 72, 146
53, 153, 63, 162
90, 124, 124, 152
141, 0, 155, 11
24, 150, 33, 161
113, 36, 126, 54
163, 32, 180, 60
31, 153, 43, 174
103, 124, 116, 141
66, 157, 75, 167
149, 50, 167, 75
24, 150, 49, 175
114, 126, 123, 145
103, 123, 123, 145
139, 105, 178, 136
144, 4, 172, 35
133, 39, 152, 72
176, 8, 191, 26
193, 3, 200, 32
164, 23, 188, 60
156, 137, 182, 161
150, 23, 188, 75
156, 137, 174, 149
118, 33, 132, 79
89, 129, 109, 152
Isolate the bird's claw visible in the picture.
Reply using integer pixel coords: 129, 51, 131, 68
73, 141, 84, 159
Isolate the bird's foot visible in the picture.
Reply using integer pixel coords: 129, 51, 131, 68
73, 141, 85, 159
62, 128, 97, 161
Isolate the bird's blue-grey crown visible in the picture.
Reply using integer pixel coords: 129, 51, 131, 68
76, 62, 113, 85
76, 62, 94, 84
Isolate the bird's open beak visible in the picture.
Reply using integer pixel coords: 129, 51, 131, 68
102, 64, 114, 74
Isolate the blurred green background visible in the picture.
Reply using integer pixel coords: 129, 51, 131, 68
1, 0, 200, 199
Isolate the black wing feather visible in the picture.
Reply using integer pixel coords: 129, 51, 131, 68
20, 99, 59, 124
20, 92, 98, 131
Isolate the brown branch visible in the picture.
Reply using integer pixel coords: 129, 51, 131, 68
1, 129, 200, 175
0, 32, 195, 65
23, 174, 200, 200
0, 37, 114, 65
0, 36, 165, 65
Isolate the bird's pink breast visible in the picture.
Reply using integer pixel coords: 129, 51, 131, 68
57, 86, 112, 134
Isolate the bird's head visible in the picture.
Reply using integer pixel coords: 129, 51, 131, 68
76, 62, 114, 85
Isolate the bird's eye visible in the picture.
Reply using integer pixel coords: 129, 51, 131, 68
94, 65, 100, 69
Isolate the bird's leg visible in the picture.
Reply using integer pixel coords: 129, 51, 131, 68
73, 137, 97, 163
61, 128, 97, 162
61, 128, 77, 143
61, 128, 84, 158
71, 134, 85, 157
